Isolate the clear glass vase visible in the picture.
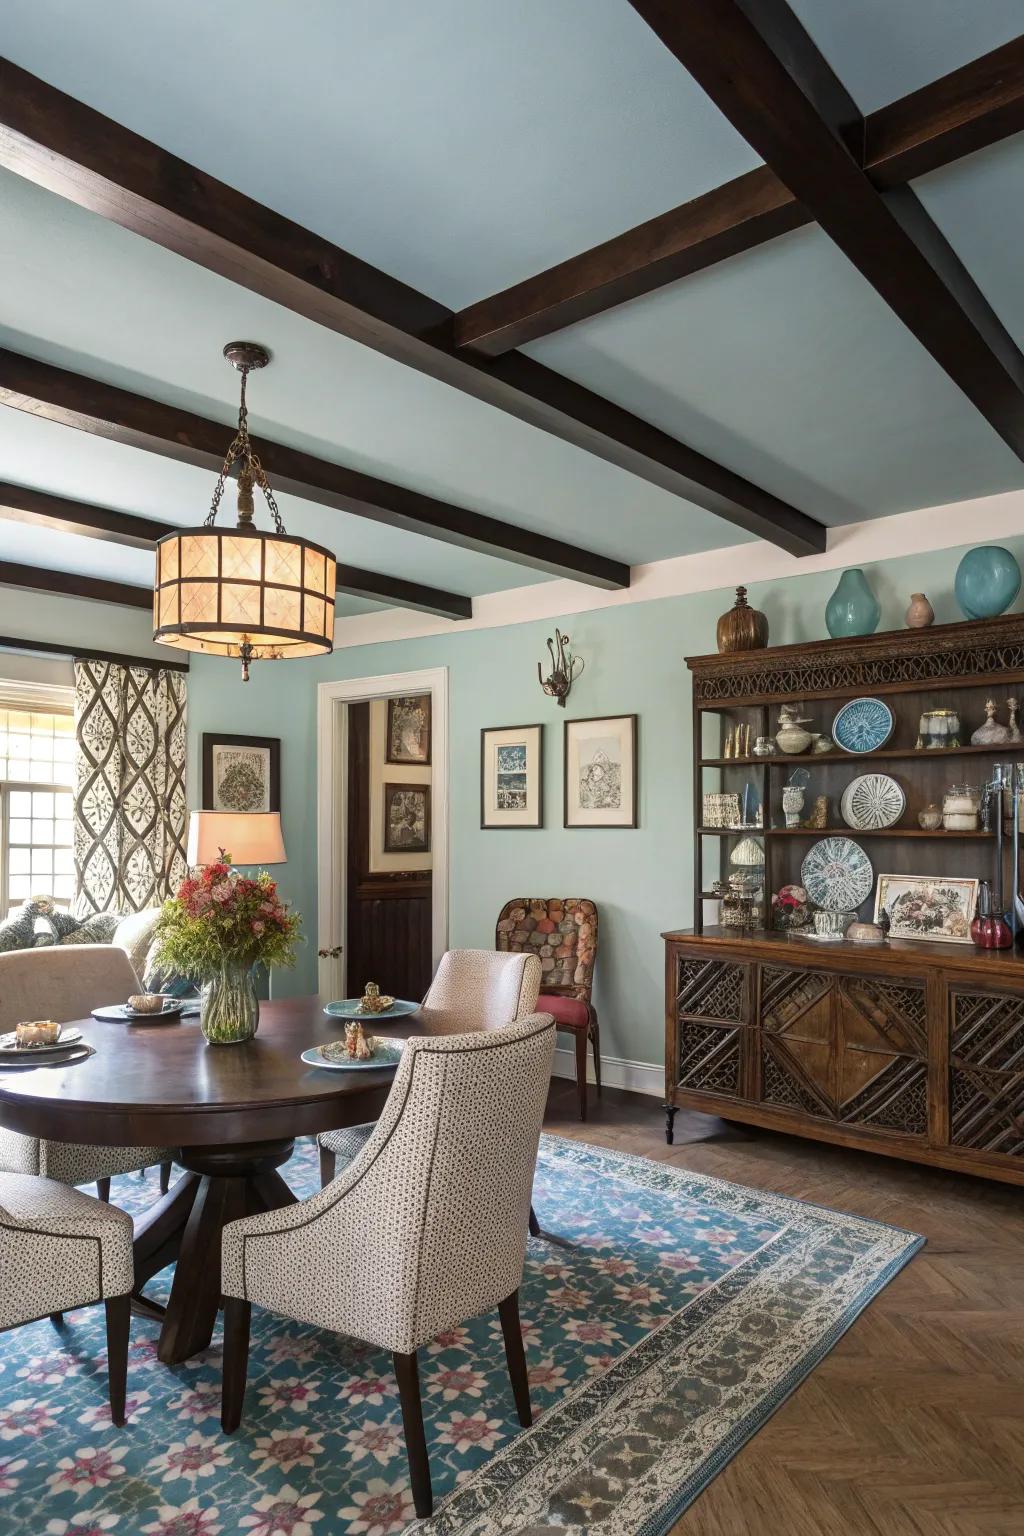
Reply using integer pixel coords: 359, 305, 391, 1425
200, 959, 259, 1045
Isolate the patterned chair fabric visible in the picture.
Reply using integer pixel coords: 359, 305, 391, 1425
224, 1012, 557, 1355
0, 946, 169, 1186
496, 899, 601, 1121
0, 1172, 134, 1325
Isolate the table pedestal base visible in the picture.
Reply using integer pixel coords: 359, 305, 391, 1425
133, 1138, 297, 1365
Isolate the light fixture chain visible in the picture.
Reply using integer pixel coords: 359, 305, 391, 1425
254, 459, 287, 534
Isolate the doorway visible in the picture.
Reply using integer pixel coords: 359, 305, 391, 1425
317, 668, 448, 1001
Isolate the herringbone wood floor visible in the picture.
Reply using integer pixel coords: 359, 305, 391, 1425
543, 1080, 1024, 1536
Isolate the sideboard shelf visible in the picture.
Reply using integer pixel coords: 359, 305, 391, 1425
700, 743, 1024, 767
697, 826, 993, 839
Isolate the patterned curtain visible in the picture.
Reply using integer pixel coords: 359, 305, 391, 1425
73, 660, 188, 914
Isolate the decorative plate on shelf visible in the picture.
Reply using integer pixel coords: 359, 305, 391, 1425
832, 697, 894, 754
800, 837, 874, 911
323, 999, 420, 1021
839, 773, 905, 830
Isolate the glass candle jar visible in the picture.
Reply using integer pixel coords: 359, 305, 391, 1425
942, 783, 980, 831
917, 708, 961, 749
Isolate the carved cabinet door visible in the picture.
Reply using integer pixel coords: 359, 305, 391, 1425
671, 952, 750, 1102
948, 985, 1024, 1160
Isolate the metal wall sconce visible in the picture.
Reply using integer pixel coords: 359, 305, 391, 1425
538, 628, 584, 707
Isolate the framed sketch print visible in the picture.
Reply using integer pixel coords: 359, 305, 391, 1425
202, 734, 280, 813
383, 782, 431, 854
564, 714, 638, 829
480, 724, 544, 829
386, 693, 432, 765
874, 873, 978, 944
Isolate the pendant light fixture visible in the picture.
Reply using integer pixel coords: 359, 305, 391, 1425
153, 343, 336, 681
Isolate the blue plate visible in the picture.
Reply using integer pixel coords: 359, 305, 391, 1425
323, 998, 420, 1021
302, 1039, 405, 1071
832, 697, 894, 754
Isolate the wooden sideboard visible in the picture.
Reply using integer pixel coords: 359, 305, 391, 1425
663, 927, 1024, 1185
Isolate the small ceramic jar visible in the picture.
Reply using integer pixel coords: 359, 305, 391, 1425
776, 706, 813, 755
813, 910, 851, 936
942, 784, 980, 831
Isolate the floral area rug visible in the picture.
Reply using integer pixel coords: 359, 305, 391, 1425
0, 1135, 922, 1535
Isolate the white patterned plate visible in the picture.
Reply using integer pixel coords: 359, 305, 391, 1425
302, 1039, 405, 1071
840, 774, 905, 831
801, 837, 874, 911
832, 697, 894, 754
91, 1001, 186, 1023
0, 1026, 83, 1055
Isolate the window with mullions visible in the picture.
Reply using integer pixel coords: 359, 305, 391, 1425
0, 707, 76, 915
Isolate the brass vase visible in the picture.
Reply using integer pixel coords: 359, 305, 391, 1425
716, 587, 768, 654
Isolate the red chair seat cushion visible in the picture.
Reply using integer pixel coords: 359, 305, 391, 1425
538, 993, 588, 1030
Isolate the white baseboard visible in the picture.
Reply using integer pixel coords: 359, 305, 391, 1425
552, 1045, 662, 1098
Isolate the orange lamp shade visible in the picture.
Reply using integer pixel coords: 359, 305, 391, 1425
187, 811, 287, 867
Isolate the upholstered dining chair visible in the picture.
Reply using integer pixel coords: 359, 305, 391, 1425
222, 1012, 556, 1518
496, 899, 601, 1121
0, 1171, 133, 1424
0, 945, 172, 1200
317, 947, 541, 1185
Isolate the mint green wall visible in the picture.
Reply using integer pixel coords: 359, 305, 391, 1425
186, 536, 1024, 1071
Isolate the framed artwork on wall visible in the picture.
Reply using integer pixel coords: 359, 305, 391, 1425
386, 694, 432, 765
480, 724, 544, 829
383, 782, 431, 854
874, 873, 978, 943
202, 734, 280, 813
564, 714, 638, 829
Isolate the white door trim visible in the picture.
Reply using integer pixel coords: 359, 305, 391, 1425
316, 667, 449, 998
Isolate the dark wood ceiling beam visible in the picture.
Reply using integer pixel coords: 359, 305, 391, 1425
0, 349, 625, 589
628, 2, 1024, 462
0, 479, 473, 620
0, 557, 151, 609
0, 58, 825, 558
453, 34, 1024, 356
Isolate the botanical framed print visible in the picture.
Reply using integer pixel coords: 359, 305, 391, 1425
564, 714, 638, 829
874, 873, 978, 944
386, 694, 431, 765
383, 782, 431, 854
480, 724, 544, 829
202, 734, 280, 813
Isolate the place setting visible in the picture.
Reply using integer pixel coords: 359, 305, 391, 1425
0, 1019, 94, 1070
91, 990, 201, 1024
305, 981, 415, 1071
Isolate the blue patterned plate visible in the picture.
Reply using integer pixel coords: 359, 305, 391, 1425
323, 998, 420, 1020
302, 1039, 405, 1071
832, 696, 894, 754
801, 836, 874, 912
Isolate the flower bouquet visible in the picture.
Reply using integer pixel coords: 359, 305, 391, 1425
153, 861, 301, 1044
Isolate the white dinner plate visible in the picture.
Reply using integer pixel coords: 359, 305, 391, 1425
302, 1039, 405, 1072
0, 1026, 83, 1055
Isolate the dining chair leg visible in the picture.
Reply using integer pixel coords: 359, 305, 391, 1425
49, 1311, 64, 1330
393, 1349, 432, 1519
528, 1205, 541, 1237
104, 1294, 130, 1427
498, 1290, 532, 1427
318, 1144, 336, 1188
159, 1161, 172, 1195
574, 1028, 588, 1121
590, 1007, 602, 1098
96, 1177, 111, 1203
221, 1297, 252, 1433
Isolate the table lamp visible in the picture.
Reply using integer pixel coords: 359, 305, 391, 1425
186, 811, 287, 868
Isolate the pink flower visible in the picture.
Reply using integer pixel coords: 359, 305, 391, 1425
148, 1431, 231, 1484
658, 1251, 701, 1273
546, 1284, 591, 1310
251, 920, 265, 935
45, 1514, 120, 1535
344, 1420, 404, 1466
427, 1365, 488, 1401
0, 1398, 65, 1439
427, 1326, 471, 1353
256, 1378, 321, 1413
238, 1485, 322, 1536
339, 1375, 394, 1408
78, 1390, 151, 1428
16, 1352, 82, 1385
140, 1499, 222, 1536
337, 1479, 415, 1536
563, 1318, 621, 1346
590, 1256, 635, 1278
211, 883, 233, 904
527, 1359, 569, 1392
249, 1428, 323, 1474
168, 1385, 222, 1423
47, 1445, 127, 1494
0, 1455, 27, 1496
435, 1411, 503, 1454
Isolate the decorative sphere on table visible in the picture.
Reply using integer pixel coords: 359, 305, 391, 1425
954, 545, 1021, 620
825, 568, 881, 638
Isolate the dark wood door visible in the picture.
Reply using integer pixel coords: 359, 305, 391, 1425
345, 701, 433, 1002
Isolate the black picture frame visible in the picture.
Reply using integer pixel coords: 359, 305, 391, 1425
385, 694, 432, 765
383, 782, 431, 854
202, 733, 281, 813
480, 723, 544, 829
563, 714, 638, 829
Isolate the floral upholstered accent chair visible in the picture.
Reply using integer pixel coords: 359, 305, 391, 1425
221, 1012, 557, 1520
0, 1171, 133, 1424
496, 899, 601, 1121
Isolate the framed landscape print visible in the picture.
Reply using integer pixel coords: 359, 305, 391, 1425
383, 782, 431, 853
202, 734, 280, 813
874, 873, 978, 944
564, 714, 638, 829
480, 724, 544, 829
386, 694, 431, 765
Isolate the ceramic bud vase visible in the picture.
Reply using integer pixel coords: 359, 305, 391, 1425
201, 958, 259, 1045
825, 568, 881, 638
905, 593, 934, 629
716, 586, 769, 653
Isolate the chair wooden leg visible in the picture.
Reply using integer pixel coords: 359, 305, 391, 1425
159, 1161, 172, 1195
318, 1144, 336, 1188
498, 1290, 532, 1427
393, 1349, 432, 1519
574, 1027, 588, 1121
221, 1297, 252, 1433
104, 1295, 130, 1426
590, 1007, 602, 1098
96, 1177, 111, 1203
49, 1311, 64, 1330
528, 1205, 541, 1237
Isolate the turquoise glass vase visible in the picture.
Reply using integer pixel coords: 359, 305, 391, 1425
200, 958, 259, 1045
825, 568, 881, 638
954, 545, 1021, 620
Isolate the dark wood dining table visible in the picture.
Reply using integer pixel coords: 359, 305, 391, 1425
0, 997, 424, 1365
